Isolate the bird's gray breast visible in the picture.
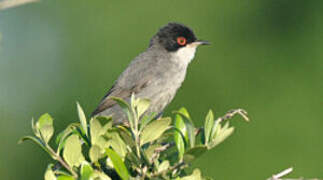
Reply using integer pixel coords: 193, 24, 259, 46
136, 51, 188, 114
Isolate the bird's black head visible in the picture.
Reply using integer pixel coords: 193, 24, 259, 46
152, 23, 199, 52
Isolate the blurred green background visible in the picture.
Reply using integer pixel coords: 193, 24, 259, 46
1, 0, 322, 179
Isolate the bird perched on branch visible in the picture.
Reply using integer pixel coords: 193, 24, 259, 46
92, 22, 209, 124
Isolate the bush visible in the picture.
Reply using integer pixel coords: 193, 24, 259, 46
19, 95, 249, 180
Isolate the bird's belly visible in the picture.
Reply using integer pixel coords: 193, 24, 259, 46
137, 71, 186, 115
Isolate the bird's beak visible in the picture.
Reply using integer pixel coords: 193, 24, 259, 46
190, 40, 210, 47
196, 40, 210, 45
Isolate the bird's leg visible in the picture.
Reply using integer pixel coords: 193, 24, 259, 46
216, 108, 249, 123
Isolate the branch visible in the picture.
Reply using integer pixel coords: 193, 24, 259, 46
216, 108, 249, 123
267, 167, 321, 180
268, 167, 294, 180
0, 0, 39, 10
46, 144, 78, 178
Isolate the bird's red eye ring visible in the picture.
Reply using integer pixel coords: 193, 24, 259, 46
177, 37, 187, 46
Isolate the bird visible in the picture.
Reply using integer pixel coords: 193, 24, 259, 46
92, 22, 209, 124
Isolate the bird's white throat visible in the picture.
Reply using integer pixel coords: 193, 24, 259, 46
173, 45, 197, 65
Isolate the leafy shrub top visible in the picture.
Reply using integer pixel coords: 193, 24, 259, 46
19, 94, 248, 180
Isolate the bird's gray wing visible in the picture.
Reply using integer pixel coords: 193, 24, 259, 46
91, 77, 150, 116
91, 52, 157, 117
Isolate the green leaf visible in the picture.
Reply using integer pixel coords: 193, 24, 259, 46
174, 108, 188, 160
44, 164, 56, 180
173, 109, 195, 148
111, 97, 134, 130
136, 98, 150, 118
90, 117, 112, 145
183, 145, 208, 163
204, 110, 214, 145
139, 147, 151, 166
144, 143, 161, 161
177, 107, 191, 119
77, 102, 88, 137
125, 151, 141, 167
130, 93, 136, 109
139, 112, 156, 132
57, 176, 75, 180
56, 123, 80, 144
117, 126, 135, 148
18, 136, 54, 158
89, 145, 103, 163
181, 169, 202, 180
96, 116, 113, 128
90, 117, 102, 145
175, 131, 185, 160
31, 118, 39, 136
90, 117, 112, 151
91, 171, 112, 180
55, 170, 71, 176
75, 126, 90, 146
157, 160, 170, 173
174, 109, 188, 143
222, 121, 229, 129
95, 136, 109, 151
106, 130, 127, 158
208, 122, 234, 148
56, 128, 71, 146
36, 113, 54, 144
36, 113, 53, 128
140, 117, 171, 145
105, 148, 130, 180
63, 134, 85, 167
210, 119, 220, 140
56, 123, 81, 155
80, 162, 94, 180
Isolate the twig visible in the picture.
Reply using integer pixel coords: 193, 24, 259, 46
216, 108, 249, 123
150, 143, 171, 163
0, 0, 39, 10
47, 145, 78, 178
267, 167, 321, 180
152, 161, 187, 177
268, 167, 294, 180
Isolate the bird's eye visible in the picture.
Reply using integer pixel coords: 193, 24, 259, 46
177, 37, 187, 46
